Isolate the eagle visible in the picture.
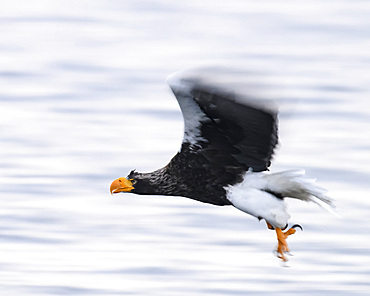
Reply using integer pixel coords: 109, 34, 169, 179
110, 68, 334, 262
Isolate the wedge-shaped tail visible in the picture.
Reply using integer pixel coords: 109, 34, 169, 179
264, 169, 334, 212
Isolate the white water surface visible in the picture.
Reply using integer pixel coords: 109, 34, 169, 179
1, 1, 370, 295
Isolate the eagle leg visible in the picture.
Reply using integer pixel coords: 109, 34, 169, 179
273, 225, 302, 262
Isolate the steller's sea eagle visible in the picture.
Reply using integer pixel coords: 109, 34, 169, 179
110, 69, 334, 262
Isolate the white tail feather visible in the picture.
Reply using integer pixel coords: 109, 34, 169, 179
264, 169, 335, 212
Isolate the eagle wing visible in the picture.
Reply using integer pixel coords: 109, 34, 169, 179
165, 70, 278, 205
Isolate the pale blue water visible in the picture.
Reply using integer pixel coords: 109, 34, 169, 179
1, 1, 370, 295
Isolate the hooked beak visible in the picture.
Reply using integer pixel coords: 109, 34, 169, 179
110, 177, 135, 194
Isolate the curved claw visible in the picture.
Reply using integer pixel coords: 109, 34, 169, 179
291, 224, 303, 231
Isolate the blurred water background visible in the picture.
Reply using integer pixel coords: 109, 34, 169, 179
1, 1, 370, 295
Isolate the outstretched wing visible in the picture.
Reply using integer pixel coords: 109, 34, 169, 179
165, 69, 278, 205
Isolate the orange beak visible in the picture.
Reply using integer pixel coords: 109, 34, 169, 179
110, 177, 135, 194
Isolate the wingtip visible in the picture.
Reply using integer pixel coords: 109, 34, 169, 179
166, 67, 280, 114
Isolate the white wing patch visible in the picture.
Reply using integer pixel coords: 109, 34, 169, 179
167, 72, 210, 148
178, 95, 210, 147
